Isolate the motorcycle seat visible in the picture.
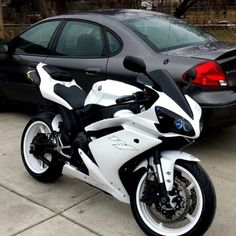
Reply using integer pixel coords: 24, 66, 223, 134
43, 65, 73, 82
54, 84, 87, 109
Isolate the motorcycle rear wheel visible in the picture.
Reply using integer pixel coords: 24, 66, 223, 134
21, 113, 63, 182
130, 162, 216, 236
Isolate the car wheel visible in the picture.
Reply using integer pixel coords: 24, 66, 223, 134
0, 95, 7, 112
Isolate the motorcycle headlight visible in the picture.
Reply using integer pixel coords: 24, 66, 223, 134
155, 106, 195, 136
174, 118, 184, 130
175, 119, 192, 132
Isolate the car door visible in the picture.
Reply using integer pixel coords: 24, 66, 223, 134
44, 20, 108, 93
0, 20, 62, 104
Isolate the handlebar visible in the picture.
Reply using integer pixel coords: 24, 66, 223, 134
116, 95, 135, 104
116, 91, 150, 104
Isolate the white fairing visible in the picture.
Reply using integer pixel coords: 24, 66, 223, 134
37, 63, 81, 110
36, 63, 202, 203
89, 130, 162, 203
84, 80, 141, 106
82, 90, 202, 200
86, 91, 202, 139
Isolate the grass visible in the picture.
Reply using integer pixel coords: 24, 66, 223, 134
198, 26, 236, 43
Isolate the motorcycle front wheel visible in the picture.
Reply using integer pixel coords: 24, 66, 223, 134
130, 162, 216, 236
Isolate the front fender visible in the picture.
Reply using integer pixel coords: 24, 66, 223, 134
160, 151, 200, 191
133, 151, 199, 192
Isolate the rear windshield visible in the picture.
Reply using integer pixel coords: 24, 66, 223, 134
123, 15, 216, 51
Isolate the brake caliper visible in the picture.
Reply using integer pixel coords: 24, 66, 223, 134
141, 178, 168, 206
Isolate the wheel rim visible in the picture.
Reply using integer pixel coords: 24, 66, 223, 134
136, 165, 203, 236
23, 121, 52, 174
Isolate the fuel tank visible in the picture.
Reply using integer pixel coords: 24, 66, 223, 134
84, 80, 141, 106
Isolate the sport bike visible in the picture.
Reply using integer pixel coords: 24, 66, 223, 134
21, 56, 216, 236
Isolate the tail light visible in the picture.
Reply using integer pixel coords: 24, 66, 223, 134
182, 61, 227, 87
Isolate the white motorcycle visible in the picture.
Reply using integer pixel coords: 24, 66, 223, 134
21, 56, 216, 236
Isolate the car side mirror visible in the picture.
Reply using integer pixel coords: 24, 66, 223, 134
123, 56, 147, 74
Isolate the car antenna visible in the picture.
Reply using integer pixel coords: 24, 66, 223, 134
163, 17, 171, 66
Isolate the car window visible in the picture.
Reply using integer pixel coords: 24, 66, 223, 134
0, 42, 8, 53
106, 31, 122, 55
123, 16, 216, 51
14, 21, 60, 55
55, 21, 105, 58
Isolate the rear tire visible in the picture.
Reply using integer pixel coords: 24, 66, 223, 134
130, 162, 216, 236
21, 113, 63, 182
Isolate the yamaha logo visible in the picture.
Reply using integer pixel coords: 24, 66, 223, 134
109, 136, 138, 151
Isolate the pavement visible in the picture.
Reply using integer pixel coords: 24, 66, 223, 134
0, 112, 236, 236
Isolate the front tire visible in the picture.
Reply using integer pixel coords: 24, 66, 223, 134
21, 113, 63, 182
130, 162, 216, 236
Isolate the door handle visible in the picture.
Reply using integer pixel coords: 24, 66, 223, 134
85, 68, 101, 76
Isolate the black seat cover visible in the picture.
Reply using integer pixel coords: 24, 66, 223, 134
54, 84, 87, 109
43, 65, 73, 82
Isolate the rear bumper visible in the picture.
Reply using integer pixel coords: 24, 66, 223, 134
191, 90, 236, 129
201, 103, 236, 129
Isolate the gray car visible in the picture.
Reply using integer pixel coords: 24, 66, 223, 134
0, 9, 236, 130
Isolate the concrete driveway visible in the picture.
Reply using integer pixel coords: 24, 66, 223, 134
0, 112, 235, 236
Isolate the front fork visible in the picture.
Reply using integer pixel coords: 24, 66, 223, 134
140, 150, 168, 206
152, 149, 164, 184
135, 150, 200, 193
160, 150, 200, 191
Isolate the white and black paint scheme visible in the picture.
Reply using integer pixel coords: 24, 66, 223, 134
21, 56, 216, 236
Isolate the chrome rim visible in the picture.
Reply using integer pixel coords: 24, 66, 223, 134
23, 121, 52, 174
136, 165, 203, 236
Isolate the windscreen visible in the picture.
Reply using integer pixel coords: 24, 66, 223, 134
123, 15, 216, 51
149, 69, 193, 118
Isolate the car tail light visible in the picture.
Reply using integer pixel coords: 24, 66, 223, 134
182, 61, 227, 87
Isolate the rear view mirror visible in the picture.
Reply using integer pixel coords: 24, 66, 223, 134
184, 68, 197, 83
123, 56, 146, 73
